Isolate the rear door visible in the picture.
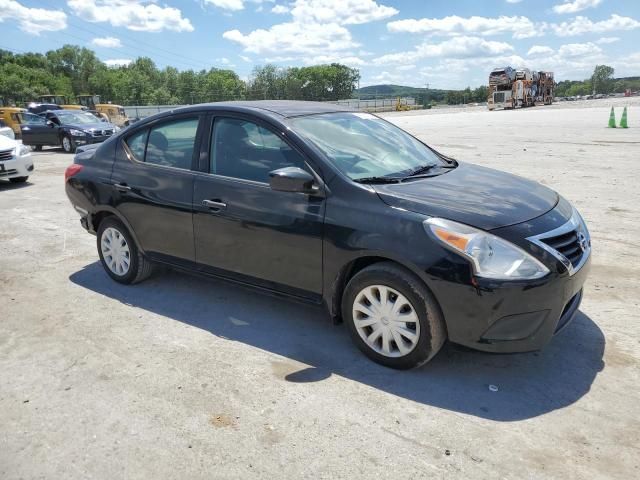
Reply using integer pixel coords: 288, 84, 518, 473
20, 113, 57, 145
192, 114, 325, 299
111, 113, 204, 265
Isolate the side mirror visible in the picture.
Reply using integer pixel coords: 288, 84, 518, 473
269, 167, 319, 194
46, 120, 55, 128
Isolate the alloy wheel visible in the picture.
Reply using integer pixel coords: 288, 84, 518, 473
352, 285, 421, 358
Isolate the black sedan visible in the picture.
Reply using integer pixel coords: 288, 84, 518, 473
64, 101, 591, 369
21, 110, 119, 153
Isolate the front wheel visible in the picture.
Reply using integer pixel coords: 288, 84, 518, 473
97, 217, 153, 284
34, 145, 43, 152
342, 262, 446, 369
61, 135, 75, 153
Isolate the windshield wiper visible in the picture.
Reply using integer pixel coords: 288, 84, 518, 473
353, 176, 403, 184
403, 164, 439, 177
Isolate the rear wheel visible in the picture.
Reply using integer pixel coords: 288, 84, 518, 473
61, 135, 75, 153
342, 262, 446, 369
9, 176, 28, 183
97, 217, 153, 284
33, 145, 43, 152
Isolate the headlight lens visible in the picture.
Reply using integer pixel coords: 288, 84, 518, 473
424, 218, 550, 280
16, 144, 31, 156
69, 129, 86, 136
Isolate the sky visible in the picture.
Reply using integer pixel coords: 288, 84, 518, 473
0, 0, 639, 89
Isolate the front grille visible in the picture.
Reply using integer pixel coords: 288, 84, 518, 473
91, 129, 113, 137
0, 149, 13, 160
494, 92, 506, 103
0, 169, 18, 177
540, 229, 584, 267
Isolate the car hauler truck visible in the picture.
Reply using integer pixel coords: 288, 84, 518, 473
488, 67, 554, 110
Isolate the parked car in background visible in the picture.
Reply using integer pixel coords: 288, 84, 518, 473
0, 107, 27, 138
64, 101, 591, 369
0, 120, 15, 139
0, 134, 33, 183
26, 103, 62, 115
21, 110, 119, 153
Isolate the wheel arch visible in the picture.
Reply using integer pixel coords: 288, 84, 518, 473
328, 253, 440, 324
90, 207, 145, 254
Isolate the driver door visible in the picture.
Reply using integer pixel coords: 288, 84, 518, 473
20, 113, 58, 145
192, 114, 325, 299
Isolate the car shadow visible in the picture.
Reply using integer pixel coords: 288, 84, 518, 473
70, 262, 605, 422
0, 180, 32, 189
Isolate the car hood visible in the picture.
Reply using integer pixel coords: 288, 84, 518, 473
0, 134, 17, 150
64, 122, 116, 131
373, 162, 558, 230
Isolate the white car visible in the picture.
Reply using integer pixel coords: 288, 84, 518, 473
0, 120, 15, 139
0, 134, 34, 184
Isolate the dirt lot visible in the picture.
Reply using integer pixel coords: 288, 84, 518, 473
1, 100, 639, 479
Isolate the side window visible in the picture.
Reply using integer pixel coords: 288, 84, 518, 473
23, 113, 46, 125
211, 118, 306, 183
145, 118, 198, 170
125, 129, 148, 162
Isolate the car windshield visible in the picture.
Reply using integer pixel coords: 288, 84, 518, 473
289, 112, 444, 180
57, 111, 100, 125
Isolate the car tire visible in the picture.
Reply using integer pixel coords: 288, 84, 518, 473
342, 262, 446, 369
61, 134, 75, 153
34, 145, 42, 152
97, 216, 153, 284
9, 176, 28, 183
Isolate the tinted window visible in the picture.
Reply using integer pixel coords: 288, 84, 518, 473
211, 118, 306, 183
145, 118, 198, 170
125, 129, 148, 162
22, 113, 46, 125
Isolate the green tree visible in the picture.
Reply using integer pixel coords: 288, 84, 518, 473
591, 65, 614, 94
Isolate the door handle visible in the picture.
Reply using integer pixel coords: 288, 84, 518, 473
114, 182, 132, 192
202, 199, 227, 211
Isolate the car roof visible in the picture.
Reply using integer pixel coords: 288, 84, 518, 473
173, 100, 355, 118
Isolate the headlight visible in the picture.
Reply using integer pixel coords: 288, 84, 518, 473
114, 125, 121, 132
69, 129, 86, 136
424, 218, 550, 280
16, 144, 31, 157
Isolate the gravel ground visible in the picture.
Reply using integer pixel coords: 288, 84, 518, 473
1, 100, 639, 479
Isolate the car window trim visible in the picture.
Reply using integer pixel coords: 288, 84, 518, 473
204, 112, 323, 188
122, 113, 205, 173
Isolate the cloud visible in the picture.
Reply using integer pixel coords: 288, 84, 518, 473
505, 0, 523, 3
205, 0, 244, 11
527, 45, 554, 56
0, 0, 67, 34
67, 0, 194, 32
374, 36, 514, 65
224, 21, 357, 55
557, 41, 602, 57
596, 36, 620, 44
304, 55, 365, 66
104, 58, 132, 67
239, 55, 251, 62
223, 0, 396, 57
550, 14, 640, 36
290, 0, 397, 25
387, 15, 540, 39
552, 0, 602, 14
271, 4, 289, 14
91, 36, 121, 48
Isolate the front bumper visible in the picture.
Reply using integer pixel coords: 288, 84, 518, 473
0, 155, 34, 179
427, 199, 591, 353
72, 134, 112, 146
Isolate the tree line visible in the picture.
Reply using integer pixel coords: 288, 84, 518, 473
0, 45, 360, 106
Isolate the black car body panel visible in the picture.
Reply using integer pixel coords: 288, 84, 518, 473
373, 163, 559, 230
65, 101, 591, 355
